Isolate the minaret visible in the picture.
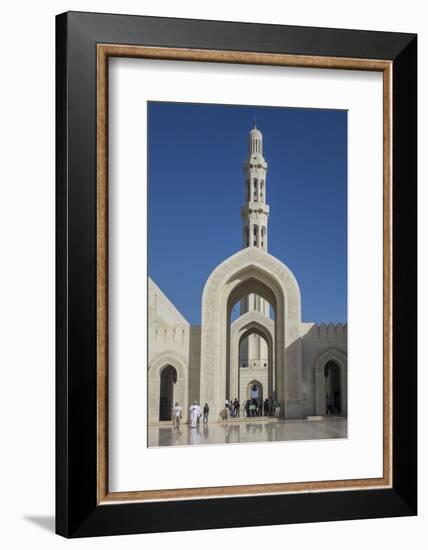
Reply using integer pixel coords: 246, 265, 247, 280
241, 124, 269, 251
239, 124, 270, 374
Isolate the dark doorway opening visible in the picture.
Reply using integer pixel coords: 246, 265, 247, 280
159, 365, 177, 421
324, 360, 341, 414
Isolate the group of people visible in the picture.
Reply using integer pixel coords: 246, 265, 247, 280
171, 396, 281, 430
225, 397, 280, 418
188, 401, 210, 428
224, 398, 241, 418
172, 401, 210, 429
244, 397, 281, 418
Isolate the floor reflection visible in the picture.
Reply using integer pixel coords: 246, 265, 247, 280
149, 417, 347, 447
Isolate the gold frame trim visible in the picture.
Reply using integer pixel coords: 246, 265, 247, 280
96, 44, 393, 504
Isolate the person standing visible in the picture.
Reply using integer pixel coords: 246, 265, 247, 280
326, 394, 333, 415
234, 398, 240, 418
189, 401, 200, 428
263, 398, 269, 416
203, 403, 209, 424
274, 399, 280, 417
197, 402, 202, 425
172, 401, 182, 430
250, 384, 259, 400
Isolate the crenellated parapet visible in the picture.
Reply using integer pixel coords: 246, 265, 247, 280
148, 277, 191, 370
150, 324, 188, 346
303, 322, 347, 340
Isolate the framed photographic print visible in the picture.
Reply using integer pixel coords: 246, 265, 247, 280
56, 11, 417, 537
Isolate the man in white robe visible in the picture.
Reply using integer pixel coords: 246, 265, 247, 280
251, 385, 259, 400
189, 401, 200, 428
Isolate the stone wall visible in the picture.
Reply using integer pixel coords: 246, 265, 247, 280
300, 322, 347, 417
148, 278, 190, 364
238, 365, 269, 404
148, 278, 191, 424
148, 277, 347, 422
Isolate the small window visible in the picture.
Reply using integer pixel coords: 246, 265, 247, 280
264, 363, 267, 367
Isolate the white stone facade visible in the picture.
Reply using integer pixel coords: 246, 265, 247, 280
148, 126, 347, 424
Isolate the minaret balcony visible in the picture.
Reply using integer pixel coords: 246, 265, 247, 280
243, 159, 268, 170
241, 203, 270, 216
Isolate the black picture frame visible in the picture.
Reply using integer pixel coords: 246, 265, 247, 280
56, 11, 417, 538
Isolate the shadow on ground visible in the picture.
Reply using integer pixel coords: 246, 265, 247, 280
24, 515, 55, 533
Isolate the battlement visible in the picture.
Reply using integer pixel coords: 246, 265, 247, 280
301, 322, 347, 341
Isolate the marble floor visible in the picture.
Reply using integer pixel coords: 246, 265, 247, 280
148, 417, 347, 447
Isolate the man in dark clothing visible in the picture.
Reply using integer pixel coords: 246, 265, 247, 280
233, 398, 240, 418
203, 403, 209, 424
264, 398, 269, 416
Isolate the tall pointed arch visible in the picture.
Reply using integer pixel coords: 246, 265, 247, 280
200, 247, 301, 419
314, 348, 347, 416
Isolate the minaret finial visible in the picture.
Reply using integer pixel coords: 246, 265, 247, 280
254, 114, 257, 129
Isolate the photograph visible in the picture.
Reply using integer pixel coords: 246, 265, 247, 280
0, 1, 420, 545
147, 101, 348, 447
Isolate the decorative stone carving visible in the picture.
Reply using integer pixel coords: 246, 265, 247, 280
200, 247, 302, 419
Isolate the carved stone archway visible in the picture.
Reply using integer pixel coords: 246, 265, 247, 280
314, 349, 347, 416
148, 351, 188, 424
229, 310, 275, 403
247, 380, 263, 400
200, 247, 301, 420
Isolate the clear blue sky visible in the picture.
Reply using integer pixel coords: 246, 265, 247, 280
148, 101, 347, 325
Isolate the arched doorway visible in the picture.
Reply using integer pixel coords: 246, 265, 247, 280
229, 310, 275, 406
315, 349, 347, 416
159, 365, 177, 421
226, 277, 277, 404
248, 380, 263, 400
148, 352, 188, 425
324, 360, 341, 414
200, 247, 302, 420
239, 331, 270, 402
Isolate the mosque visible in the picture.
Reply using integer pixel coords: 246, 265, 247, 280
148, 125, 347, 425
